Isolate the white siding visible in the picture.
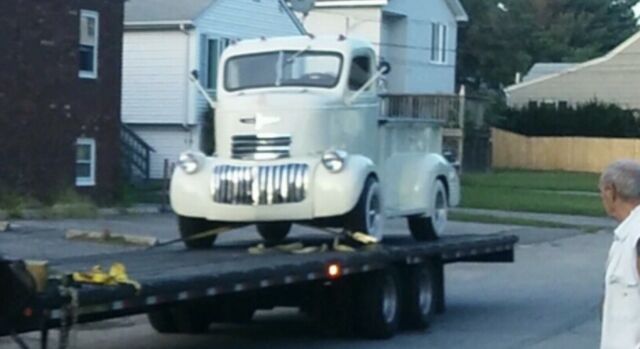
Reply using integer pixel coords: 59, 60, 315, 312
305, 0, 459, 94
130, 125, 199, 179
382, 0, 458, 94
191, 0, 304, 122
122, 31, 190, 124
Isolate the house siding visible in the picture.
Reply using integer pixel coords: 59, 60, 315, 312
129, 125, 199, 179
121, 31, 190, 124
0, 0, 124, 201
304, 0, 459, 94
507, 34, 640, 109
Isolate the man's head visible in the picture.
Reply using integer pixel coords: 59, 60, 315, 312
600, 160, 640, 221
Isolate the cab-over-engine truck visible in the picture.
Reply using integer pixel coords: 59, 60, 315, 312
171, 35, 460, 248
0, 36, 516, 347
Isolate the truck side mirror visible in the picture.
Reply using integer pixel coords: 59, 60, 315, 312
190, 70, 199, 81
378, 61, 391, 75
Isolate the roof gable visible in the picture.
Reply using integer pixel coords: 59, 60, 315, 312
125, 0, 215, 23
506, 30, 640, 92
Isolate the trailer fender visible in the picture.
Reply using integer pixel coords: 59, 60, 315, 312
312, 154, 376, 218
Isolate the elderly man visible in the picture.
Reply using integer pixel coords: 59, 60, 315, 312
600, 160, 640, 349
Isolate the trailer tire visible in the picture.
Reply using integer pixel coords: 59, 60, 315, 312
355, 269, 400, 339
345, 177, 384, 241
401, 263, 436, 329
256, 222, 292, 245
147, 308, 178, 333
408, 180, 447, 241
171, 304, 211, 334
178, 215, 220, 249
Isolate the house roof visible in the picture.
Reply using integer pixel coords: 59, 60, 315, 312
124, 0, 214, 23
125, 0, 306, 33
314, 0, 468, 22
522, 63, 578, 82
506, 30, 640, 92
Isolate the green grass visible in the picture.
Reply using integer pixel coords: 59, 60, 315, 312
449, 212, 604, 232
462, 170, 600, 193
461, 170, 605, 217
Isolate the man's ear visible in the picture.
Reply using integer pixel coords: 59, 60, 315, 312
608, 183, 618, 202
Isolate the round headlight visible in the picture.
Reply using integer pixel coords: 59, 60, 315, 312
322, 150, 347, 173
178, 152, 200, 174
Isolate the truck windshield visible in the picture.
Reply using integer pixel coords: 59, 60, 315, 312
224, 51, 343, 91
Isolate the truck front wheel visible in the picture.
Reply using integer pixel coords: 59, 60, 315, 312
256, 222, 292, 245
408, 180, 448, 241
178, 216, 221, 249
345, 177, 384, 241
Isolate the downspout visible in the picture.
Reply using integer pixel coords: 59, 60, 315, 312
179, 23, 191, 137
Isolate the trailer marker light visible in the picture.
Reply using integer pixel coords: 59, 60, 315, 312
23, 308, 33, 317
327, 264, 342, 279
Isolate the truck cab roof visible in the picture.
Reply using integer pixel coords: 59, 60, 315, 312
222, 35, 375, 59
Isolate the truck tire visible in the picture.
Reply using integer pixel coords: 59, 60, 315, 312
408, 180, 448, 241
345, 177, 384, 241
178, 215, 220, 249
256, 222, 292, 245
355, 269, 400, 339
401, 263, 436, 329
147, 308, 178, 333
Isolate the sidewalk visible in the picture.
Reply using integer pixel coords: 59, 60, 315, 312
454, 208, 615, 229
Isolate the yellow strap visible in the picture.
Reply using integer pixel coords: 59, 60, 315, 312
72, 263, 141, 292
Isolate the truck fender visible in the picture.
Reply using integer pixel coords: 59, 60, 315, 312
312, 155, 376, 218
417, 154, 460, 215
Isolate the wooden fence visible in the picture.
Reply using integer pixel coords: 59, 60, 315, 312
492, 128, 640, 173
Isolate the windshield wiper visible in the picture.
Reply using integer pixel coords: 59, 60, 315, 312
284, 46, 311, 65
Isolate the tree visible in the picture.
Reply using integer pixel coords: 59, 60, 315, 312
457, 0, 639, 90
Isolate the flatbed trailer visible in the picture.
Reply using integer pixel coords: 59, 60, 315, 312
0, 233, 517, 346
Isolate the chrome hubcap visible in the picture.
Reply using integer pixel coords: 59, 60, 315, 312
382, 276, 398, 324
418, 272, 433, 314
366, 183, 383, 240
432, 188, 448, 233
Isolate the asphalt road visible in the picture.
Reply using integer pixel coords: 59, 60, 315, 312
0, 214, 612, 349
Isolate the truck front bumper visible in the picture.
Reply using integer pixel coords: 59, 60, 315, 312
170, 156, 370, 222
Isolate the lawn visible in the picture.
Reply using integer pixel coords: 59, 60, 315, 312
461, 170, 605, 217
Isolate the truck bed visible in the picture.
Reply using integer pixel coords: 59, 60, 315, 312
4, 234, 517, 336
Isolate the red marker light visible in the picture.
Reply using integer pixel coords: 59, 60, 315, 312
23, 308, 33, 317
327, 263, 342, 279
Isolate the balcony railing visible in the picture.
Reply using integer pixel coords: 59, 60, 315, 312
380, 94, 464, 129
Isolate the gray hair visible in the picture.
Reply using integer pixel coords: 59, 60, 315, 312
601, 160, 640, 200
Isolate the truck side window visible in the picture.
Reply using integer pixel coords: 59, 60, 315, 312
349, 56, 371, 91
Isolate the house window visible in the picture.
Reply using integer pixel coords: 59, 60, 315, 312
76, 138, 96, 186
79, 10, 99, 79
430, 22, 447, 64
348, 55, 372, 91
205, 37, 231, 90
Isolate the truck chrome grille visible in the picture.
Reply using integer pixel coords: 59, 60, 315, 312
212, 164, 309, 205
231, 134, 291, 160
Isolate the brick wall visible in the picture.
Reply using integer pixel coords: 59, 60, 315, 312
0, 0, 124, 202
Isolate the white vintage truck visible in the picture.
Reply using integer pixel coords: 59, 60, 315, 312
170, 35, 460, 248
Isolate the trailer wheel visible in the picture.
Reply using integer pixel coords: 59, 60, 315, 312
401, 263, 436, 329
171, 304, 211, 334
147, 308, 178, 333
345, 177, 384, 241
256, 222, 292, 245
355, 269, 400, 339
178, 215, 220, 249
408, 180, 447, 241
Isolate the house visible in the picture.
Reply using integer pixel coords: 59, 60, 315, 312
302, 0, 468, 94
121, 0, 306, 179
505, 31, 640, 109
0, 0, 125, 200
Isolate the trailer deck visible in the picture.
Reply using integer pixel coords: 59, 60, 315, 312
2, 233, 517, 338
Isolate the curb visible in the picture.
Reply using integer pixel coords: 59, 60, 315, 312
9, 205, 168, 220
65, 229, 159, 247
